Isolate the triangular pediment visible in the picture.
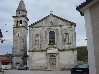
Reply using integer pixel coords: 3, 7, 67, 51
29, 13, 76, 27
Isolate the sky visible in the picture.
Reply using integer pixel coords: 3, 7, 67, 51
0, 0, 87, 55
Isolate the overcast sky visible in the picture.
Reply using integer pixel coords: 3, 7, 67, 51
0, 0, 87, 55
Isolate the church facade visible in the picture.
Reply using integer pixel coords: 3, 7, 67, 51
12, 0, 77, 70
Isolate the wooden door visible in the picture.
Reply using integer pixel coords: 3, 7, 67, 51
49, 58, 56, 69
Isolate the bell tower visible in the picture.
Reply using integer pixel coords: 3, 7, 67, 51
12, 0, 29, 68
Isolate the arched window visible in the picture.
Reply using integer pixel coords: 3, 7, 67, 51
20, 20, 22, 26
50, 21, 53, 25
35, 34, 39, 45
16, 32, 20, 37
16, 20, 18, 26
63, 33, 69, 43
49, 31, 55, 44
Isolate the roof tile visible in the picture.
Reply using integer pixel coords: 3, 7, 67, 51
0, 56, 11, 62
76, 0, 93, 16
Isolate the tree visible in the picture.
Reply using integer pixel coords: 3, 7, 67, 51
77, 46, 88, 63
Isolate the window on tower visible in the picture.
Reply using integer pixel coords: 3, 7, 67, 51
20, 20, 22, 26
16, 20, 18, 26
49, 31, 55, 44
16, 32, 20, 37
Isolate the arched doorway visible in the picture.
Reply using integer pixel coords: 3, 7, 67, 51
47, 48, 58, 70
49, 54, 56, 69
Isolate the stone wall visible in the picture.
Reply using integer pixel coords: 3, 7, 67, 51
12, 23, 28, 68
29, 52, 47, 70
29, 15, 76, 51
59, 50, 77, 69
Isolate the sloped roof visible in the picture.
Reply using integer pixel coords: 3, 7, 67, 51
17, 0, 26, 11
29, 13, 75, 27
0, 55, 11, 62
76, 0, 93, 16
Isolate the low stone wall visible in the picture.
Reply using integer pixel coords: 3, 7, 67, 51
1, 65, 12, 69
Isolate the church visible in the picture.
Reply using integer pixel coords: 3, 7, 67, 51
12, 0, 77, 70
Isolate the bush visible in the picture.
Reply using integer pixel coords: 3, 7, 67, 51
0, 70, 4, 73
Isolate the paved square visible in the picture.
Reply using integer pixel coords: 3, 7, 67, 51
4, 70, 71, 74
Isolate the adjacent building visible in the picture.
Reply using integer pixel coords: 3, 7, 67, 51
0, 55, 11, 65
0, 54, 12, 69
76, 0, 99, 74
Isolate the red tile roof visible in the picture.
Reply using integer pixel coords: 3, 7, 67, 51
0, 56, 11, 62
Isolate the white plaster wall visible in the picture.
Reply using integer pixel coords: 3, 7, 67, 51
84, 8, 96, 74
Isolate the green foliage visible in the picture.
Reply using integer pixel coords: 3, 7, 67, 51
0, 70, 4, 73
77, 46, 88, 62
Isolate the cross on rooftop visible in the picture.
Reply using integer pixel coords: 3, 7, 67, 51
50, 11, 53, 14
